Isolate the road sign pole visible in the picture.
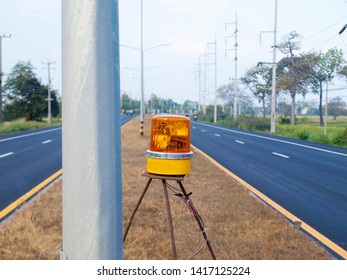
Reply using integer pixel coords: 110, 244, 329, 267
61, 0, 123, 259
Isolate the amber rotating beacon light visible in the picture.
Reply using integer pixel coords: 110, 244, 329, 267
146, 115, 193, 175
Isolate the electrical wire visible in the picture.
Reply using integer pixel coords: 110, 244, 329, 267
310, 34, 339, 50
164, 180, 212, 259
303, 16, 347, 41
339, 35, 347, 48
185, 236, 208, 260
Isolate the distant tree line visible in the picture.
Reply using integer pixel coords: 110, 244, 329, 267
121, 92, 198, 115
2, 61, 59, 122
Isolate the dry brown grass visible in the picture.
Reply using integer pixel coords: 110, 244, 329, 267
0, 116, 332, 259
0, 181, 62, 259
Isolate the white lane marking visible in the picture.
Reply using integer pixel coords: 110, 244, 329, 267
0, 152, 14, 158
194, 122, 347, 157
42, 140, 52, 144
235, 140, 245, 144
201, 130, 206, 132
214, 134, 221, 137
272, 152, 290, 159
0, 127, 61, 143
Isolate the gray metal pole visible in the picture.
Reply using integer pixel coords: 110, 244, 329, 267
0, 36, 2, 125
43, 61, 55, 125
271, 0, 278, 133
214, 37, 217, 123
324, 82, 328, 135
140, 0, 144, 135
61, 0, 123, 260
0, 34, 11, 124
48, 63, 51, 125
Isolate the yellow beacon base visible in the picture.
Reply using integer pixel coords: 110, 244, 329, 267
147, 155, 192, 175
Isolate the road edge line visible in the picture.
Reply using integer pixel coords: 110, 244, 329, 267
191, 144, 347, 260
0, 169, 63, 220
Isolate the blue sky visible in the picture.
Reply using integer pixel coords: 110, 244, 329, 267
1, 0, 347, 104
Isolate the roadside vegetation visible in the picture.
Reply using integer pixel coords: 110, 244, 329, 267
0, 116, 332, 259
0, 118, 61, 135
196, 110, 347, 148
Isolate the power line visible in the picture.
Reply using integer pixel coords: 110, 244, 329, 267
311, 34, 339, 50
304, 16, 347, 40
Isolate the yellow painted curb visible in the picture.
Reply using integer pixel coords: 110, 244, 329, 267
191, 144, 347, 260
0, 169, 62, 220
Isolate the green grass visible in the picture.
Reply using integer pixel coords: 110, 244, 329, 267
272, 116, 347, 147
0, 118, 62, 135
213, 114, 347, 148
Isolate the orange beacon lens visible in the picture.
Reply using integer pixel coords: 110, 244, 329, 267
146, 115, 193, 175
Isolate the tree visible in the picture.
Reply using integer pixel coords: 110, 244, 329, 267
277, 31, 307, 125
277, 55, 312, 124
328, 96, 347, 119
304, 48, 345, 126
3, 61, 59, 121
241, 64, 272, 118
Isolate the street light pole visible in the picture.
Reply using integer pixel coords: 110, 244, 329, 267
271, 0, 278, 133
140, 0, 145, 135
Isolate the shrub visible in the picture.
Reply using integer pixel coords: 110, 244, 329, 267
297, 130, 310, 140
313, 134, 330, 145
331, 128, 347, 146
217, 115, 270, 131
279, 115, 290, 124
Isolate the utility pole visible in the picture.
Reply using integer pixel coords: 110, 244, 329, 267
324, 82, 328, 135
207, 38, 217, 123
61, 0, 123, 259
225, 12, 238, 118
271, 0, 278, 133
0, 34, 11, 124
42, 61, 56, 125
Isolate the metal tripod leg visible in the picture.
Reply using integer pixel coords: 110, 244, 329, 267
177, 181, 217, 260
162, 179, 177, 260
123, 178, 152, 243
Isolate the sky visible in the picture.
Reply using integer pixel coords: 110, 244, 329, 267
1, 0, 347, 106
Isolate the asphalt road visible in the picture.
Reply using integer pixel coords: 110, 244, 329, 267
0, 114, 135, 213
191, 121, 347, 252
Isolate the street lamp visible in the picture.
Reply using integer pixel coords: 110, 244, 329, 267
120, 41, 171, 135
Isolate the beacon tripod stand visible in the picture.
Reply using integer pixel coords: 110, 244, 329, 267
123, 171, 216, 260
